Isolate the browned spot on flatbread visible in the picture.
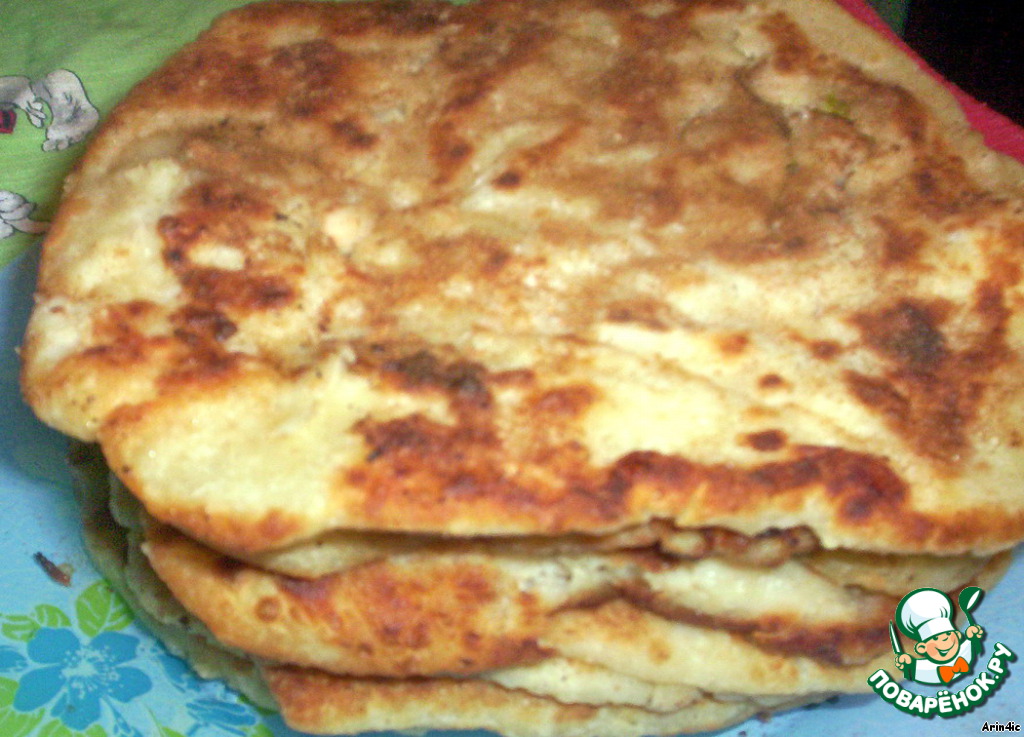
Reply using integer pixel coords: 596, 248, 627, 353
531, 385, 598, 418
153, 25, 365, 114
647, 639, 672, 665
600, 166, 684, 228
821, 449, 916, 530
428, 20, 554, 184
745, 429, 788, 452
604, 299, 674, 331
810, 340, 841, 361
854, 299, 950, 372
377, 350, 492, 409
759, 373, 787, 390
183, 178, 275, 218
845, 371, 910, 425
760, 13, 819, 75
155, 349, 243, 389
171, 305, 238, 345
158, 215, 205, 258
849, 287, 1011, 461
492, 170, 522, 188
429, 122, 475, 184
600, 52, 678, 129
278, 576, 336, 614
181, 268, 294, 310
443, 77, 494, 115
330, 117, 378, 149
273, 40, 356, 118
150, 49, 270, 102
717, 332, 749, 356
875, 216, 928, 265
905, 156, 988, 217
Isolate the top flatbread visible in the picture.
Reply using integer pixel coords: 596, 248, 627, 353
21, 0, 1024, 555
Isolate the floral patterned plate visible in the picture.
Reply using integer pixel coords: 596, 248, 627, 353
1, 249, 1021, 737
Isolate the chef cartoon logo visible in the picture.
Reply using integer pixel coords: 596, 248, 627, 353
868, 586, 1017, 719
893, 586, 983, 686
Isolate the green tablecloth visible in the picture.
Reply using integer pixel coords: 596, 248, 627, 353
0, 0, 255, 268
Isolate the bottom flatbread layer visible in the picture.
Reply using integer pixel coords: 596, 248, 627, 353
261, 666, 820, 737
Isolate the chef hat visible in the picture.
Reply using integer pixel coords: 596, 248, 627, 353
896, 588, 957, 642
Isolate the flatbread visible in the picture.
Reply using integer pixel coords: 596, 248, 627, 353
20, 0, 1024, 558
22, 0, 1024, 734
260, 666, 811, 737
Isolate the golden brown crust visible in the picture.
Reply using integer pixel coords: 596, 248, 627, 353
21, 0, 1024, 556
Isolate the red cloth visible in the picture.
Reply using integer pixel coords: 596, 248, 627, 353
833, 0, 1024, 164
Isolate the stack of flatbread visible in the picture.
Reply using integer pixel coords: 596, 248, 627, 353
20, 0, 1024, 734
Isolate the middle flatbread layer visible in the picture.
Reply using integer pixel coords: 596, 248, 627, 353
142, 520, 1008, 680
